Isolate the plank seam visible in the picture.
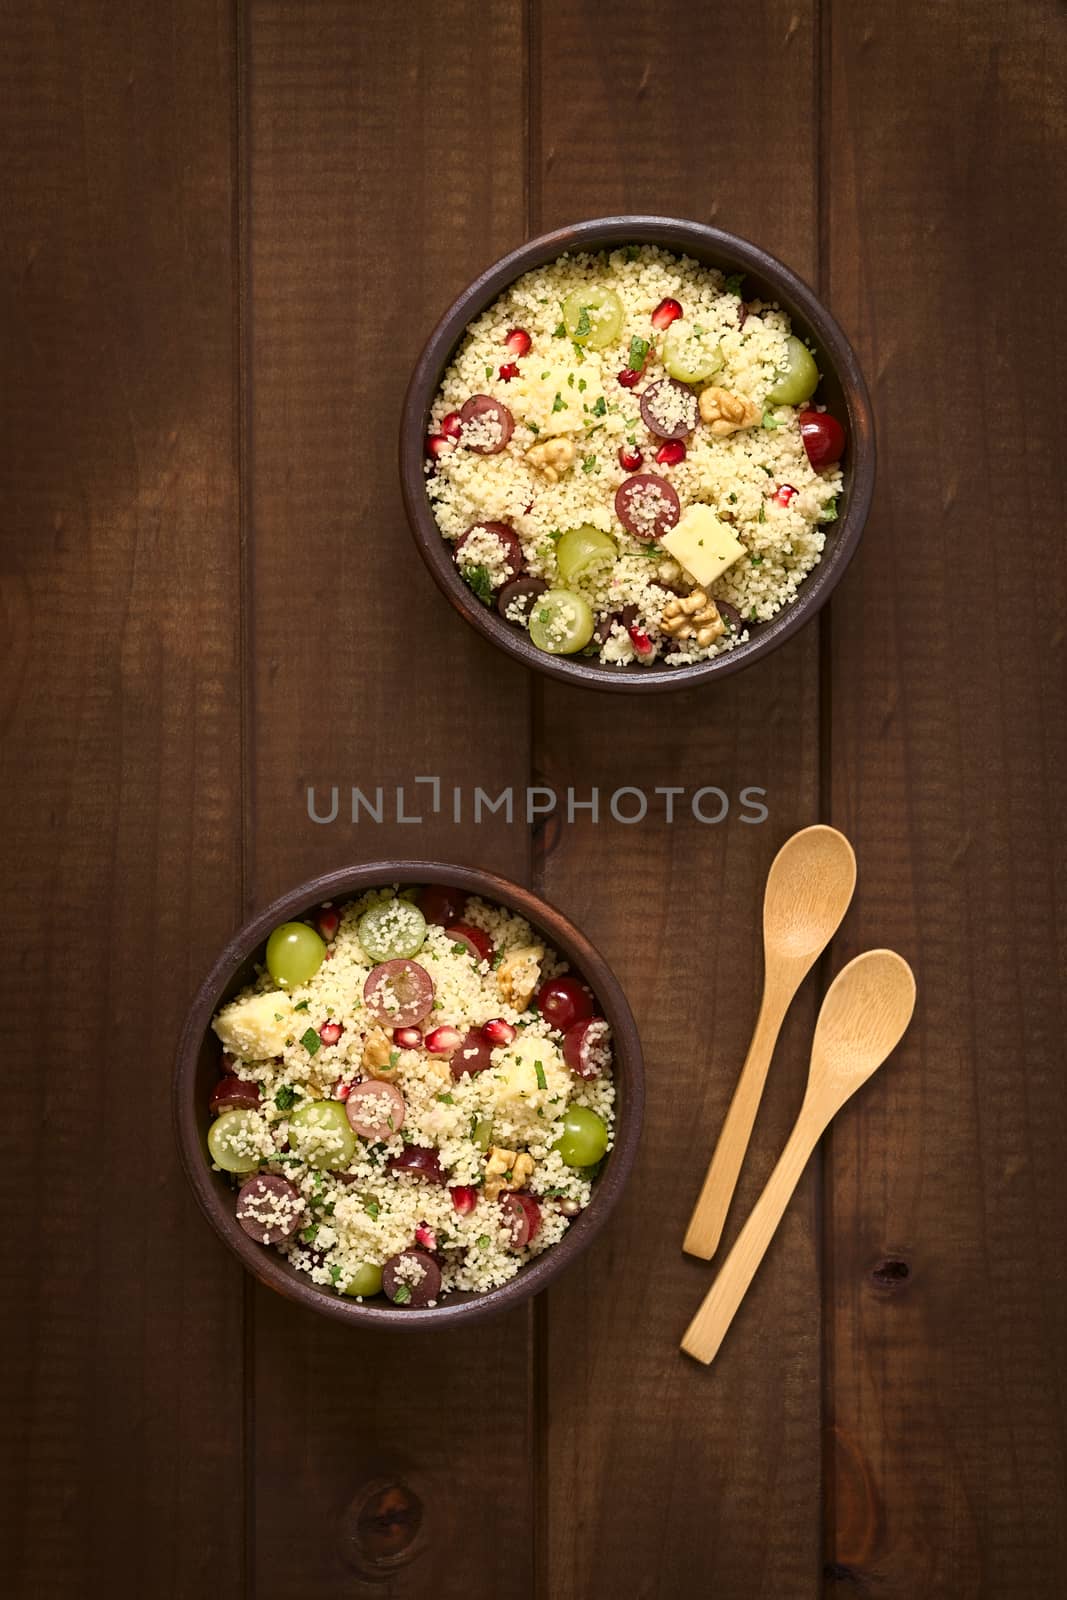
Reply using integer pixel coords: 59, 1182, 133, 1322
233, 0, 256, 1594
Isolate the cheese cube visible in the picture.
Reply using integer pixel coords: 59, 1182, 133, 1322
213, 990, 295, 1059
508, 361, 605, 436
485, 1034, 570, 1115
660, 504, 746, 588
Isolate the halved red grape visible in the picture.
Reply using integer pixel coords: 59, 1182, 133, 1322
798, 409, 846, 469
562, 1016, 612, 1079
459, 394, 514, 454
537, 975, 595, 1032
383, 1248, 442, 1307
455, 522, 525, 584
387, 1145, 446, 1184
363, 960, 435, 1027
446, 922, 494, 964
614, 473, 681, 542
235, 1175, 304, 1244
210, 1075, 261, 1114
513, 1192, 543, 1243
497, 575, 548, 623
450, 1027, 494, 1081
416, 884, 467, 927
500, 1193, 532, 1250
717, 598, 744, 634
640, 378, 698, 439
345, 1080, 406, 1141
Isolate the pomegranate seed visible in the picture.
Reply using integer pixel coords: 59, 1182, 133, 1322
557, 1198, 582, 1217
314, 904, 341, 941
414, 1221, 437, 1252
628, 623, 655, 660
499, 361, 520, 382
651, 296, 683, 330
617, 368, 642, 389
655, 439, 686, 466
425, 433, 454, 461
393, 1026, 423, 1048
425, 1025, 463, 1055
334, 1078, 352, 1102
504, 327, 531, 358
774, 483, 799, 507
440, 410, 464, 440
618, 443, 644, 471
482, 1018, 516, 1046
318, 1020, 343, 1047
450, 1185, 478, 1216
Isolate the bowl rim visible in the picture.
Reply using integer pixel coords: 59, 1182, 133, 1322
400, 214, 875, 693
173, 860, 645, 1327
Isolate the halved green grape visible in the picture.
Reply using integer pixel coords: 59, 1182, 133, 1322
358, 898, 427, 962
528, 589, 595, 655
340, 1262, 384, 1298
266, 921, 325, 987
556, 525, 617, 584
554, 1105, 609, 1168
288, 1100, 358, 1170
562, 286, 624, 350
661, 320, 724, 383
767, 335, 819, 405
207, 1109, 262, 1174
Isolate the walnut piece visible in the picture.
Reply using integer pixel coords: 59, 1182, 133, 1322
484, 1145, 535, 1202
698, 386, 760, 437
661, 588, 726, 648
362, 1027, 398, 1080
526, 437, 575, 483
497, 944, 544, 1010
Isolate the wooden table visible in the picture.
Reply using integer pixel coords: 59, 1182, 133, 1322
4, 3, 1064, 1595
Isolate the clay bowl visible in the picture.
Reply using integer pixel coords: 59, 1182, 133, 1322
174, 861, 644, 1326
400, 215, 874, 692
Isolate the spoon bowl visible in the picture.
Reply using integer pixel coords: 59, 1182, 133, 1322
764, 825, 858, 965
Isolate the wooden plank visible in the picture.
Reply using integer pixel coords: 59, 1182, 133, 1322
824, 2, 1067, 1592
242, 4, 535, 1594
0, 2, 244, 1594
532, 3, 828, 1594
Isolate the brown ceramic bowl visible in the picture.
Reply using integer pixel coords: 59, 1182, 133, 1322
174, 861, 644, 1327
400, 216, 875, 692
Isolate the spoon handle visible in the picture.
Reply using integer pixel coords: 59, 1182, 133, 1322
683, 984, 791, 1260
680, 1103, 826, 1364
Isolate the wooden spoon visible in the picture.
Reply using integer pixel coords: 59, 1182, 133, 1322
681, 949, 916, 1365
683, 826, 856, 1260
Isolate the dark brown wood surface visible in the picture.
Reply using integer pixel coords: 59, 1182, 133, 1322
2, 2, 1063, 1597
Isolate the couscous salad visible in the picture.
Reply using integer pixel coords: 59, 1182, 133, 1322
208, 886, 615, 1307
424, 245, 846, 666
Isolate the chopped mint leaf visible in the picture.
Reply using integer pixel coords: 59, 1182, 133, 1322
553, 321, 566, 338
275, 1085, 301, 1111
821, 498, 839, 522
758, 503, 767, 523
552, 393, 566, 413
300, 1224, 318, 1243
581, 454, 597, 474
725, 273, 745, 295
293, 999, 310, 1012
591, 395, 607, 417
534, 1059, 548, 1091
461, 564, 494, 606
392, 1284, 412, 1304
575, 305, 592, 338
300, 1027, 320, 1055
625, 244, 639, 262
436, 1092, 455, 1105
629, 335, 649, 369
